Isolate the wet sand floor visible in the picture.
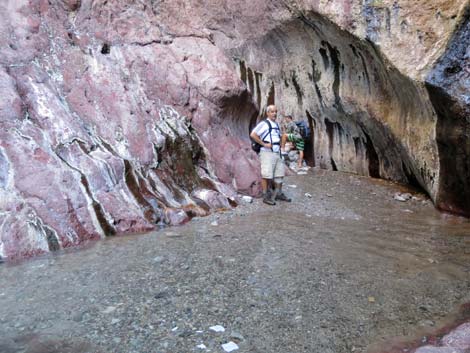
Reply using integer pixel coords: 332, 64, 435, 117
0, 169, 469, 353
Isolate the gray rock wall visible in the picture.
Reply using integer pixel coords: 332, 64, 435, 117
230, 13, 439, 194
426, 6, 470, 216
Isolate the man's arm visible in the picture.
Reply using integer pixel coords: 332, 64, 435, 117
250, 131, 272, 149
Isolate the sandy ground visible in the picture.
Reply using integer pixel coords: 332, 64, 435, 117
0, 169, 469, 353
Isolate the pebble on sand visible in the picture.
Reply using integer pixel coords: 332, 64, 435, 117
241, 196, 253, 203
209, 325, 225, 332
222, 341, 239, 352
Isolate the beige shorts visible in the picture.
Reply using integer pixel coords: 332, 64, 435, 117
260, 150, 285, 179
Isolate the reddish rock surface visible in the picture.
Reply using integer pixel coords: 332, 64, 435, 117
0, 0, 469, 260
408, 322, 470, 353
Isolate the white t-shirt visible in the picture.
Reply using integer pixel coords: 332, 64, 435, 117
252, 119, 281, 153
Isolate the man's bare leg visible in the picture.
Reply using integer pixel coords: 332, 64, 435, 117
281, 134, 287, 155
261, 178, 268, 194
281, 134, 288, 152
298, 150, 304, 168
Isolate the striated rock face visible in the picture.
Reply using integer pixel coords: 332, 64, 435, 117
0, 0, 257, 260
0, 0, 469, 259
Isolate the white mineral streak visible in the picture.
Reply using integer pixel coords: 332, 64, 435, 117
88, 54, 104, 77
155, 107, 191, 153
114, 127, 131, 160
147, 173, 182, 208
28, 77, 76, 143
167, 182, 194, 206
0, 147, 12, 189
118, 185, 146, 217
43, 49, 64, 85
88, 150, 120, 187
163, 107, 189, 137
152, 127, 167, 150
125, 168, 159, 217
77, 174, 106, 238
194, 189, 211, 202
25, 216, 53, 253
0, 206, 10, 259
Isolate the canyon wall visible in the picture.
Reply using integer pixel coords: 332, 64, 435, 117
0, 0, 468, 259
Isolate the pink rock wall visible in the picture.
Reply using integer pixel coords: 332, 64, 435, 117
0, 0, 260, 260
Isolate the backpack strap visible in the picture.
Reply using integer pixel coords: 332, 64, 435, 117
260, 119, 281, 153
260, 119, 273, 142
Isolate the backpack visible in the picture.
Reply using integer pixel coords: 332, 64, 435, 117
295, 120, 311, 140
251, 119, 273, 154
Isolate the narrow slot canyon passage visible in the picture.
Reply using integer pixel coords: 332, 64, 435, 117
233, 12, 440, 200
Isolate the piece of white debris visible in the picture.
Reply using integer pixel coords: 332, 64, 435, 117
326, 193, 333, 197
209, 325, 225, 332
305, 193, 312, 198
222, 341, 239, 352
297, 171, 308, 175
171, 326, 178, 332
102, 306, 116, 314
287, 184, 297, 188
196, 330, 204, 334
210, 221, 218, 226
394, 192, 412, 202
394, 193, 407, 202
196, 344, 207, 349
241, 196, 253, 203
153, 256, 164, 263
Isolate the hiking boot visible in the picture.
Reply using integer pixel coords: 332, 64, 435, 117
262, 195, 276, 205
275, 192, 292, 202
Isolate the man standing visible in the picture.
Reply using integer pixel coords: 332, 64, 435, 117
250, 105, 291, 205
